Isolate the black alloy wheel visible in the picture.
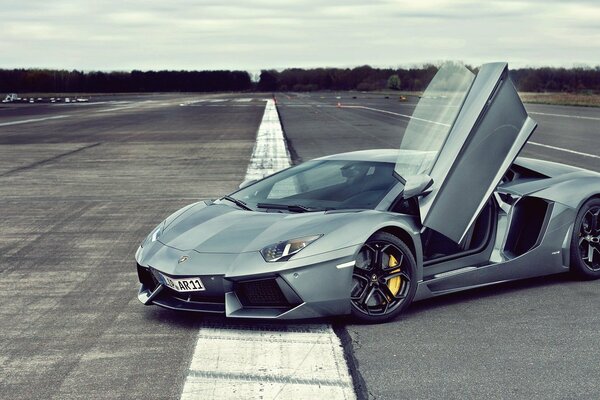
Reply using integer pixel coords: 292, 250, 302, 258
571, 198, 600, 279
350, 231, 417, 323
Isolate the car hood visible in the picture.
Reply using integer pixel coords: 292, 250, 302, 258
158, 202, 364, 253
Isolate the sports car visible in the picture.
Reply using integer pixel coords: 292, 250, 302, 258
135, 62, 600, 322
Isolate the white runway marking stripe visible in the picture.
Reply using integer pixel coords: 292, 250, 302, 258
528, 141, 600, 159
96, 106, 136, 113
244, 99, 293, 181
180, 99, 356, 400
181, 325, 355, 400
0, 115, 68, 126
96, 101, 156, 113
529, 111, 600, 121
179, 99, 208, 106
341, 104, 450, 126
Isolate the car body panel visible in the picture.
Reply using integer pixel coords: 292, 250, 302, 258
156, 205, 419, 257
510, 175, 600, 209
513, 157, 584, 177
137, 210, 423, 277
414, 200, 575, 300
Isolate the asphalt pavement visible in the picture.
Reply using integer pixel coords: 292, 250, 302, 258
0, 94, 264, 399
0, 92, 598, 399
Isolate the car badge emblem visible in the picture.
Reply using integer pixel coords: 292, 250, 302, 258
178, 255, 189, 264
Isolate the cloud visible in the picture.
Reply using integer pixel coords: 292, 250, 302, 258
0, 0, 598, 70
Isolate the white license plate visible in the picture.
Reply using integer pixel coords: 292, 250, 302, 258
159, 273, 205, 292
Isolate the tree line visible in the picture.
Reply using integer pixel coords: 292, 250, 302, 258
258, 65, 600, 93
1, 65, 598, 93
0, 69, 252, 93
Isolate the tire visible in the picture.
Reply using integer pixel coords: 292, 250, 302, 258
570, 198, 600, 279
350, 231, 417, 323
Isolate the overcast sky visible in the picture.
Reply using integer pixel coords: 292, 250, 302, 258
1, 0, 599, 72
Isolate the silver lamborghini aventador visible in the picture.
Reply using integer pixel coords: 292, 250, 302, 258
135, 62, 600, 322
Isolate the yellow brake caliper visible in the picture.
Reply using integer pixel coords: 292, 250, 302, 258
387, 254, 402, 298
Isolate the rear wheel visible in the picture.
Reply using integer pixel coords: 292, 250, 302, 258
571, 198, 600, 279
350, 232, 417, 323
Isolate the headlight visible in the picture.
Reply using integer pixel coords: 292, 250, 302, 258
141, 223, 164, 248
260, 235, 322, 262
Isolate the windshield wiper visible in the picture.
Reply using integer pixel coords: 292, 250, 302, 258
256, 203, 321, 213
220, 195, 252, 211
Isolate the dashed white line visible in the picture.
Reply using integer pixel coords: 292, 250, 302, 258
180, 98, 356, 400
52, 100, 132, 107
0, 115, 68, 127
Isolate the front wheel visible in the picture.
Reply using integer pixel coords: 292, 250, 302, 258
571, 198, 600, 279
350, 232, 417, 323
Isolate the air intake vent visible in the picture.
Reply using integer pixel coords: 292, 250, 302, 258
235, 278, 290, 308
137, 264, 158, 291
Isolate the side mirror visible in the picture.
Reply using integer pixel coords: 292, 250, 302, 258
403, 174, 433, 199
238, 179, 257, 189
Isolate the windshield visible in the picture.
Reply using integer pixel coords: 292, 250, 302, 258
395, 62, 475, 178
232, 160, 397, 211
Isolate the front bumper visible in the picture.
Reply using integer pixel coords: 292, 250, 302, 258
136, 245, 359, 319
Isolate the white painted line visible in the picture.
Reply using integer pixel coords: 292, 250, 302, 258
180, 99, 209, 106
52, 100, 131, 107
96, 105, 139, 113
96, 100, 160, 113
180, 99, 356, 400
203, 104, 263, 108
341, 104, 450, 127
244, 99, 292, 181
528, 141, 600, 159
0, 115, 68, 127
181, 325, 355, 400
529, 111, 600, 121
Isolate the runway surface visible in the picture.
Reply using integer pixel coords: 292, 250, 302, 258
0, 94, 264, 399
0, 92, 598, 399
